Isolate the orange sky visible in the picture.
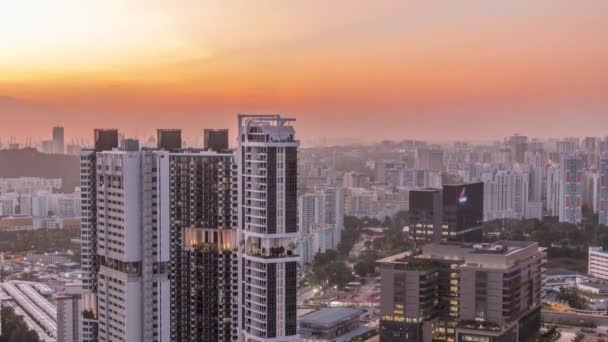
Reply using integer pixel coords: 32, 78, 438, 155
1, 0, 608, 145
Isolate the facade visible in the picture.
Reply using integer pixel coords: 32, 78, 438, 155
482, 168, 529, 221
297, 187, 344, 269
238, 115, 299, 341
80, 129, 119, 342
94, 149, 170, 342
589, 247, 608, 280
558, 154, 583, 223
546, 163, 560, 217
167, 151, 239, 342
80, 129, 172, 342
379, 241, 546, 342
57, 293, 82, 342
405, 188, 442, 244
442, 182, 484, 242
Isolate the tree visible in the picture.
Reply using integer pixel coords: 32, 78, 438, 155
354, 250, 379, 277
557, 287, 587, 310
0, 306, 41, 342
310, 250, 354, 289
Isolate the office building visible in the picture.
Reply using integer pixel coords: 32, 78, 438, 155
300, 308, 361, 341
589, 247, 608, 280
204, 128, 229, 151
53, 126, 65, 154
405, 188, 442, 244
442, 182, 483, 242
558, 154, 583, 223
237, 114, 299, 341
379, 241, 546, 342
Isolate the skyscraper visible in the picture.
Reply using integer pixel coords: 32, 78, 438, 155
93, 148, 170, 342
442, 182, 484, 242
558, 154, 583, 224
482, 167, 529, 221
80, 115, 300, 341
80, 129, 118, 342
167, 150, 239, 341
405, 188, 442, 244
53, 126, 65, 154
237, 114, 299, 341
545, 163, 561, 217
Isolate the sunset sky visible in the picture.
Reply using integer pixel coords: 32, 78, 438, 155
1, 0, 608, 145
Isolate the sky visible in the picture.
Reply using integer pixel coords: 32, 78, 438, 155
1, 0, 608, 145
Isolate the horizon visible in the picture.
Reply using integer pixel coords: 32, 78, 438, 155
2, 1, 608, 143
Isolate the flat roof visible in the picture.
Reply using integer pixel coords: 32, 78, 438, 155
300, 307, 361, 327
580, 282, 608, 291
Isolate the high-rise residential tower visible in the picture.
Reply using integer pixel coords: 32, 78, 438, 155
167, 150, 239, 342
237, 115, 299, 341
80, 130, 171, 342
559, 154, 584, 224
80, 129, 118, 342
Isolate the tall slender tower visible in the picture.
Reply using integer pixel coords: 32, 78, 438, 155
237, 115, 299, 341
559, 154, 583, 223
80, 130, 171, 342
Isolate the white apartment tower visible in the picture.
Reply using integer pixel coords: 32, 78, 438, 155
80, 130, 170, 342
482, 167, 529, 221
237, 115, 299, 341
546, 163, 561, 217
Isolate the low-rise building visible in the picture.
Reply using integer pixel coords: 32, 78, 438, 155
300, 307, 361, 342
589, 246, 608, 280
379, 241, 546, 342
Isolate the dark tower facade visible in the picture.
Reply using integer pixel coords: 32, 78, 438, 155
168, 152, 238, 342
442, 182, 484, 242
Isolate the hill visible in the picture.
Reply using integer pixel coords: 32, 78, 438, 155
0, 148, 80, 192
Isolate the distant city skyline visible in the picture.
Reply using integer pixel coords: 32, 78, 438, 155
1, 1, 608, 142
